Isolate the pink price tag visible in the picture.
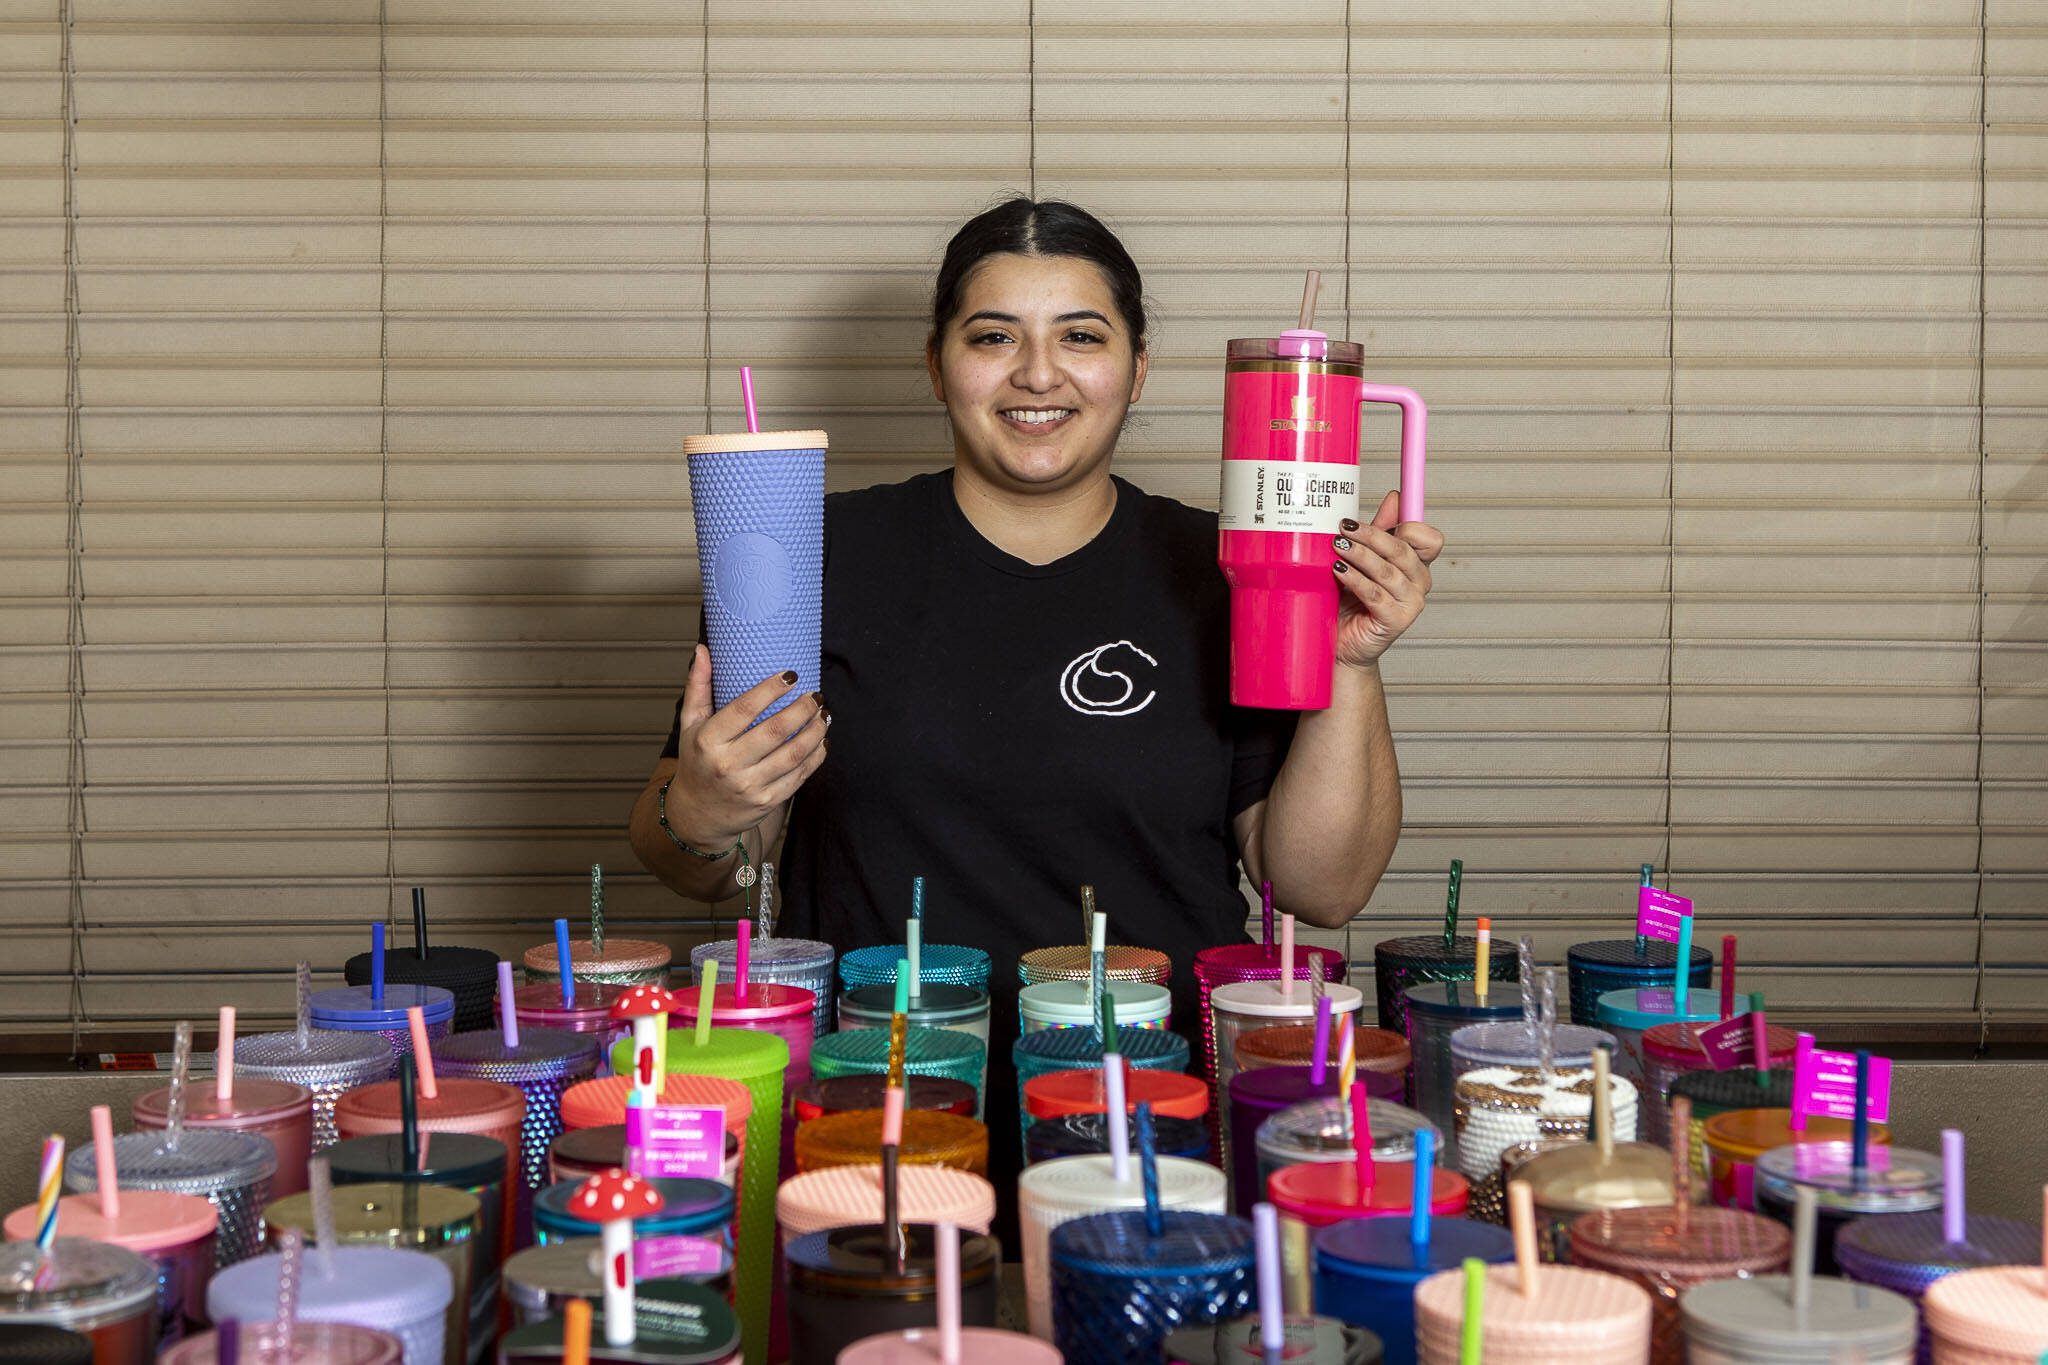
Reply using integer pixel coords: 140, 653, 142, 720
1696, 1012, 1758, 1071
624, 1103, 726, 1180
1634, 988, 1675, 1014
1792, 1047, 1893, 1124
1635, 887, 1693, 943
633, 1235, 731, 1281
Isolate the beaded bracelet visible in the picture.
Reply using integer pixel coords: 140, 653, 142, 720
656, 776, 757, 888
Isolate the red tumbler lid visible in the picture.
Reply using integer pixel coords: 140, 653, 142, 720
1024, 1068, 1209, 1121
1265, 1161, 1469, 1226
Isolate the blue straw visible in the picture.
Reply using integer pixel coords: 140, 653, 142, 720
554, 917, 574, 1009
371, 922, 385, 1005
1411, 1127, 1435, 1254
1136, 1101, 1163, 1238
1852, 1049, 1871, 1175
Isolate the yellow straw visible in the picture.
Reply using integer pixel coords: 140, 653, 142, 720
695, 958, 717, 1048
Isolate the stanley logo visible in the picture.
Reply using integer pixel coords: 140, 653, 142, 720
1269, 392, 1331, 433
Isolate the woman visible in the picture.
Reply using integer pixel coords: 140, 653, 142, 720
631, 195, 1439, 1039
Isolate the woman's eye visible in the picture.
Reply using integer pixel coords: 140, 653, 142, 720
969, 331, 1012, 346
1065, 330, 1104, 345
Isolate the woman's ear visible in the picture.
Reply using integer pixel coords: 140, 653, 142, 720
1128, 345, 1148, 404
926, 336, 946, 404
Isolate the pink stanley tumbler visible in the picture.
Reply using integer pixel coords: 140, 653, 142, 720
1217, 281, 1426, 710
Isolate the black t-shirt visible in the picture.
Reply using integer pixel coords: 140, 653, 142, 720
662, 469, 1296, 1013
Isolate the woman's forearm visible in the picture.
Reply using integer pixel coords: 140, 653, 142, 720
1255, 661, 1403, 929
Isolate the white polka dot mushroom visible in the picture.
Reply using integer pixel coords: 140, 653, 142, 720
569, 1168, 667, 1347
608, 983, 680, 1109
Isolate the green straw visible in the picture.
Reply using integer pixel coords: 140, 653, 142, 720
1460, 1258, 1485, 1365
1442, 861, 1462, 952
1099, 983, 1118, 1061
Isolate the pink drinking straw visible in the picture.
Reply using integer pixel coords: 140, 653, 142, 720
1788, 1033, 1814, 1133
1751, 1008, 1770, 1075
90, 1105, 120, 1220
1253, 1202, 1284, 1357
407, 1005, 439, 1100
1942, 1129, 1965, 1245
736, 920, 751, 1004
497, 961, 519, 1050
1309, 995, 1334, 1089
1720, 935, 1737, 1021
1261, 881, 1274, 949
216, 1006, 236, 1103
936, 1220, 962, 1365
1104, 1053, 1131, 1185
882, 1084, 905, 1271
1280, 913, 1296, 1003
739, 367, 759, 434
1350, 1081, 1374, 1200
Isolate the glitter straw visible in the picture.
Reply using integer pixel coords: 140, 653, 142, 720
1442, 860, 1462, 953
295, 961, 313, 1051
589, 863, 604, 959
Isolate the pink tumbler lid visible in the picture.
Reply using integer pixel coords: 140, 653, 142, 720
559, 1073, 753, 1133
333, 1076, 526, 1134
1265, 1162, 1468, 1226
775, 1164, 996, 1240
1642, 1021, 1797, 1066
836, 1327, 1062, 1364
1923, 1266, 2048, 1354
4, 1189, 217, 1253
135, 1078, 311, 1128
671, 982, 816, 1025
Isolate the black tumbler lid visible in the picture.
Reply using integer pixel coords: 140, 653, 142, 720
325, 1131, 507, 1188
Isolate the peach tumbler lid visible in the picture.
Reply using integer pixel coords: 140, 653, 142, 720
559, 1074, 753, 1133
775, 1164, 995, 1240
1923, 1266, 2048, 1355
835, 1327, 1062, 1363
334, 1077, 525, 1132
1700, 1109, 1886, 1163
683, 430, 829, 455
5, 1189, 217, 1251
1415, 1262, 1651, 1356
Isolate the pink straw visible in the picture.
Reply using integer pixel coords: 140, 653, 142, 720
216, 1006, 235, 1103
497, 961, 519, 1050
1350, 1081, 1374, 1200
936, 1220, 961, 1365
1788, 1033, 1813, 1132
739, 367, 759, 434
1720, 935, 1737, 1021
736, 920, 751, 1002
407, 1006, 439, 1100
1751, 1008, 1770, 1074
881, 1085, 905, 1148
1280, 913, 1296, 1004
90, 1105, 120, 1221
1309, 995, 1334, 1088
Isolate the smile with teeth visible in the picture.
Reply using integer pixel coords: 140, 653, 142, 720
1001, 408, 1075, 426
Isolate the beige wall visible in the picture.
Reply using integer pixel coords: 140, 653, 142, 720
2, 1, 2044, 1035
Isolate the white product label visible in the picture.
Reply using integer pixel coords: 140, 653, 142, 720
1218, 459, 1359, 534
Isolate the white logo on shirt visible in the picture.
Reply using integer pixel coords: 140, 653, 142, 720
1059, 640, 1158, 717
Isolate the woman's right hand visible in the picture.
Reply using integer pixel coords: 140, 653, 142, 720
662, 643, 829, 849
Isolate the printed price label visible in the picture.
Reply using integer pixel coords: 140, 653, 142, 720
625, 1103, 725, 1180
634, 1235, 730, 1280
1793, 1046, 1893, 1124
1635, 887, 1693, 943
1633, 988, 1675, 1014
1696, 1012, 1761, 1072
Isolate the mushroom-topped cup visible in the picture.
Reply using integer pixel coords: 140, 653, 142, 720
568, 1169, 668, 1347
610, 986, 681, 1108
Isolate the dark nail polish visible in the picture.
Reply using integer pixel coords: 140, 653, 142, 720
781, 670, 798, 685
1333, 560, 1349, 574
1340, 518, 1360, 532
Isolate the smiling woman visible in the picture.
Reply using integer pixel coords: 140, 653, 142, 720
629, 195, 1442, 1205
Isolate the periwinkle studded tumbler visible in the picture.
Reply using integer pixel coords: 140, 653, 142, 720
684, 429, 827, 722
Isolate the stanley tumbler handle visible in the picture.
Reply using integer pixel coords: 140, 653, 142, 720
1359, 383, 1427, 524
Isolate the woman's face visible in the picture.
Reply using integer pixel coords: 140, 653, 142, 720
928, 252, 1147, 495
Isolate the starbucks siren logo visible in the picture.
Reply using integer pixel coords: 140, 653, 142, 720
712, 532, 791, 621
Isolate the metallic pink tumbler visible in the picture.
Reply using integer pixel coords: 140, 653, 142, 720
1217, 330, 1426, 710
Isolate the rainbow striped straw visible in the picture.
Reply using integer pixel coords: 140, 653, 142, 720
34, 1134, 63, 1257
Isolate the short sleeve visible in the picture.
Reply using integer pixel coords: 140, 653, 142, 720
1227, 704, 1298, 817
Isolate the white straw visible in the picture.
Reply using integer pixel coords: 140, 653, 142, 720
936, 1220, 961, 1365
1104, 1053, 1131, 1185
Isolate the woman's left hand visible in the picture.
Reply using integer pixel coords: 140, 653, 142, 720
1333, 489, 1442, 669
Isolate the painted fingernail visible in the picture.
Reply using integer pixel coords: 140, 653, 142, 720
1340, 518, 1360, 532
1333, 560, 1349, 574
1333, 536, 1351, 551
781, 670, 798, 685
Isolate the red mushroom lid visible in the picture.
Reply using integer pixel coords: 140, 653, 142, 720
608, 983, 681, 1021
568, 1168, 666, 1222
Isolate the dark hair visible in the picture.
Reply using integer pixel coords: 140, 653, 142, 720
930, 197, 1147, 347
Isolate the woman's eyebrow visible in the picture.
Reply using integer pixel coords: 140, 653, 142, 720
957, 309, 1115, 328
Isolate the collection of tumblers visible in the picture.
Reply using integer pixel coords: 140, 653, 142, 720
5, 869, 2048, 1365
